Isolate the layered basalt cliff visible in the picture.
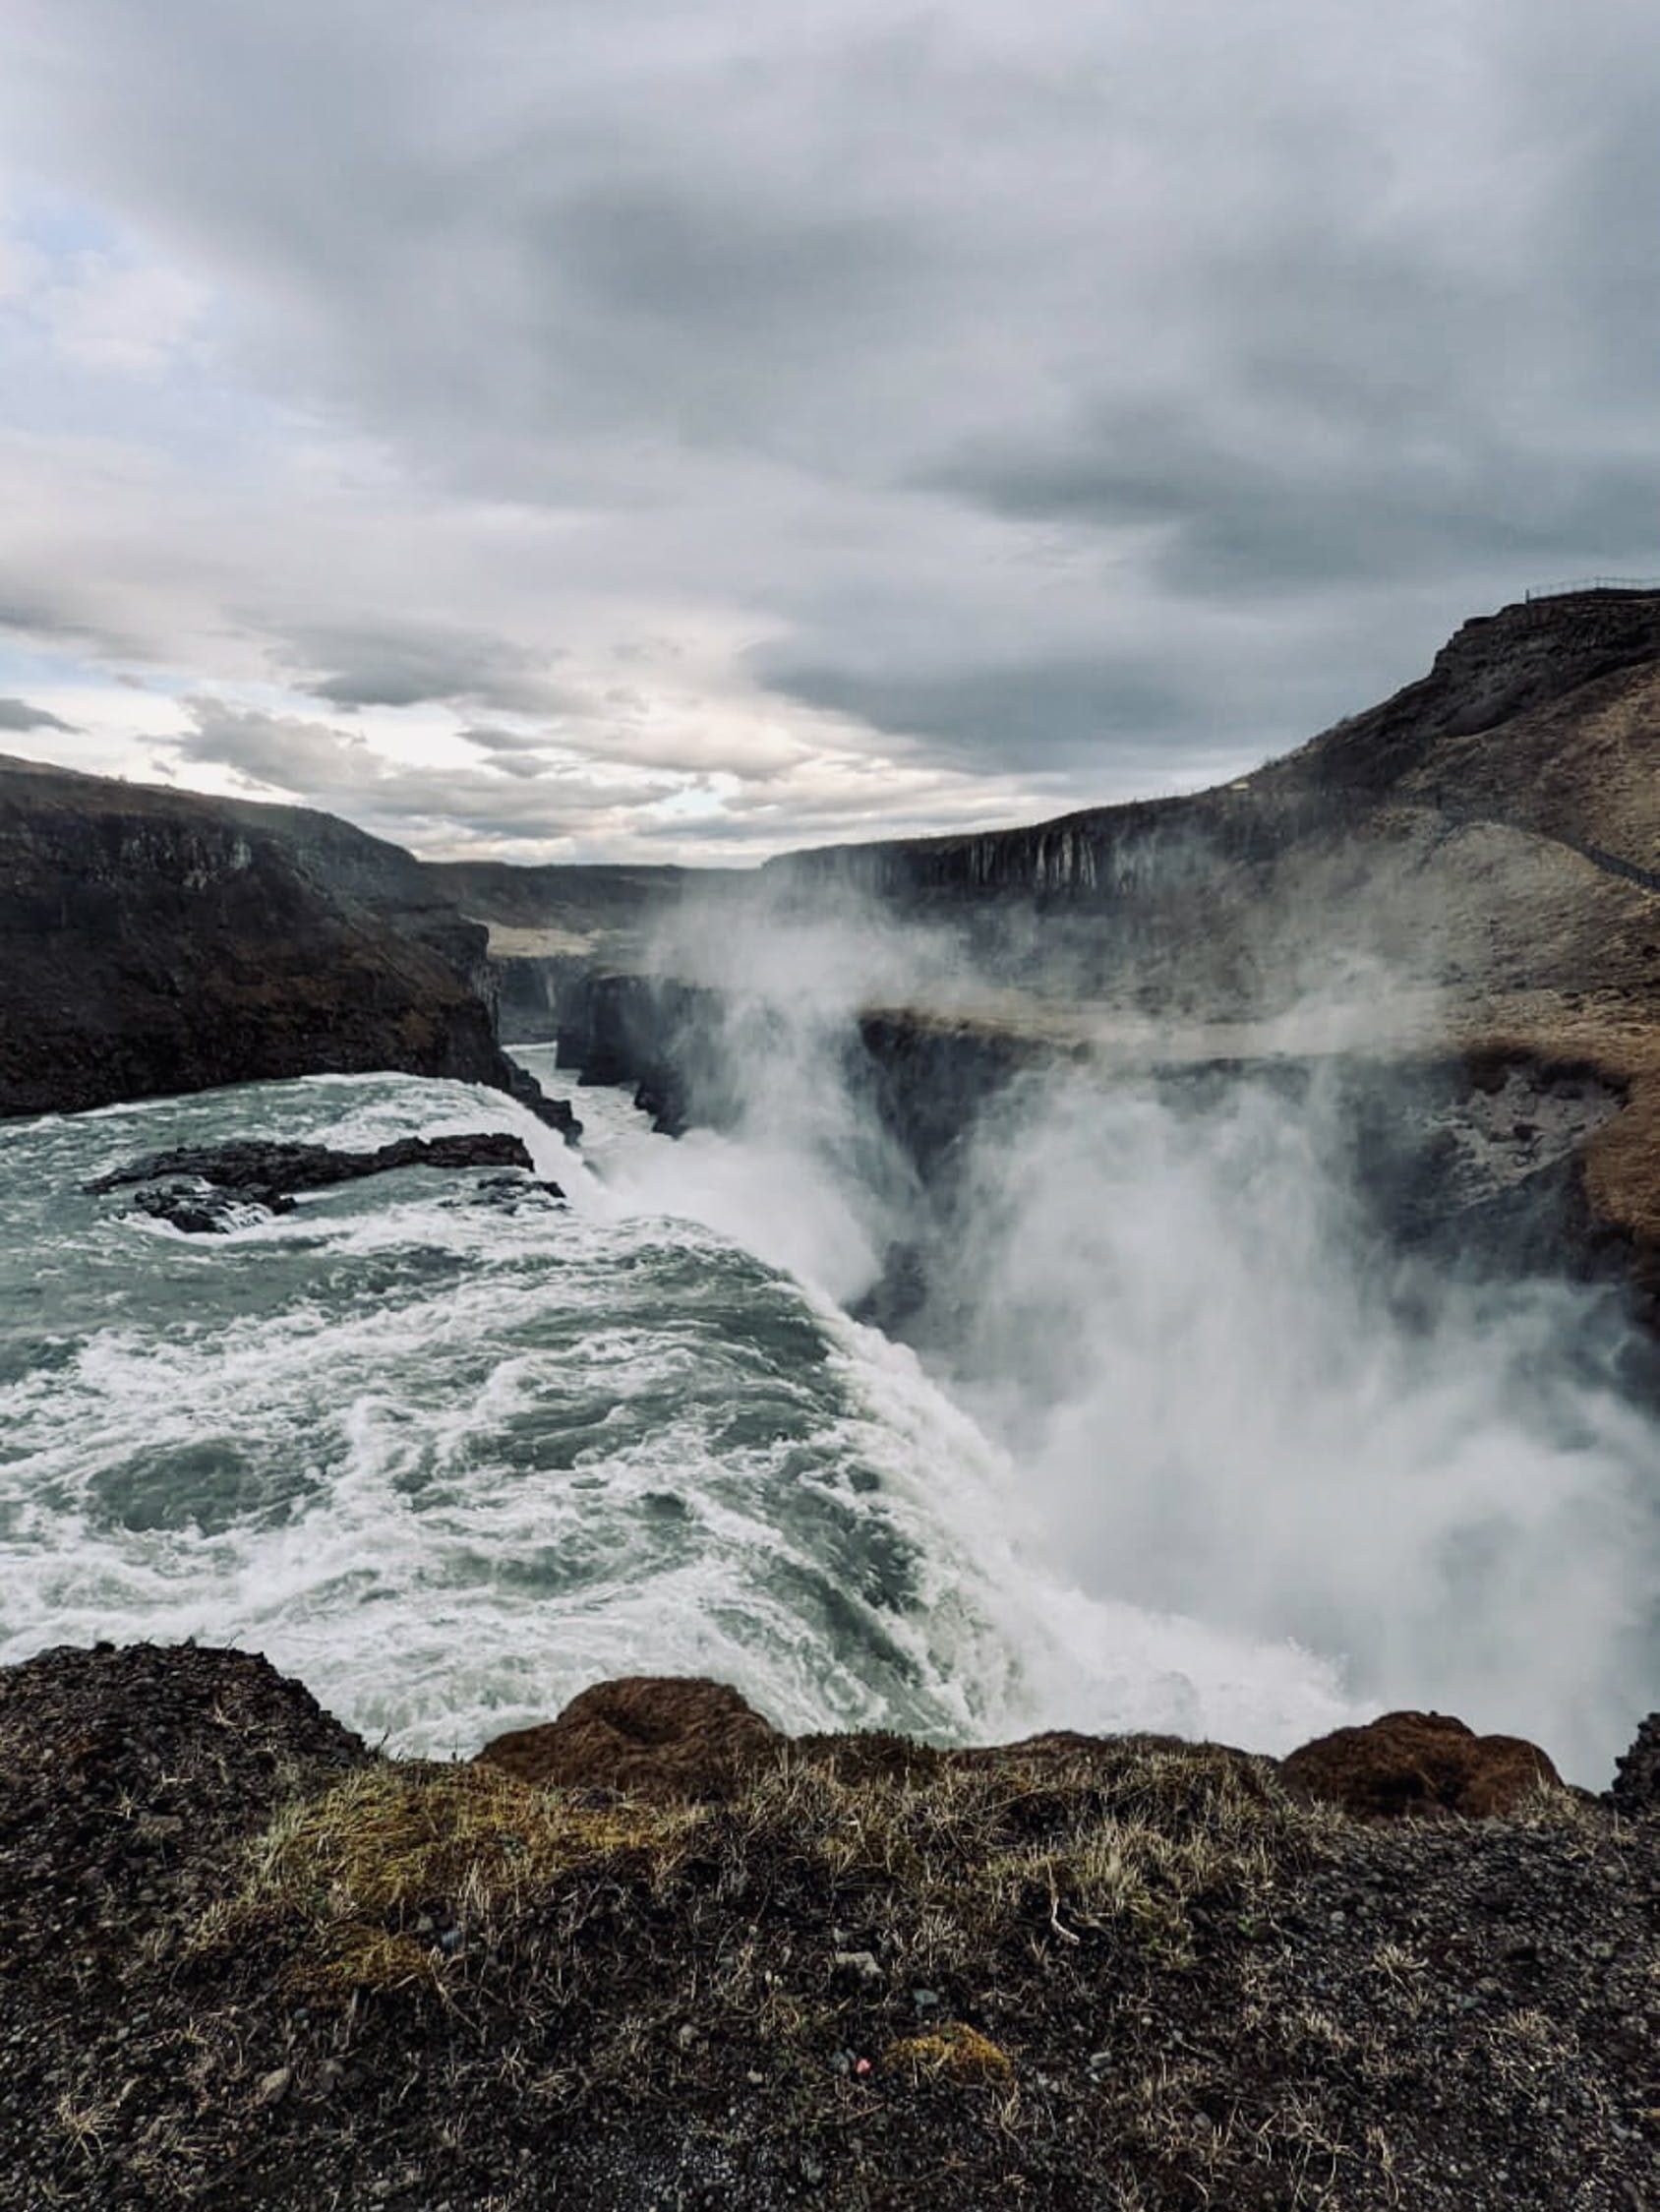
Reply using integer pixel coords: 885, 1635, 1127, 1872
0, 753, 569, 1125
0, 1643, 1652, 2212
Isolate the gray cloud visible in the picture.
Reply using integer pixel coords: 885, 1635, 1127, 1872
267, 621, 569, 715
0, 583, 144, 662
0, 696, 80, 734
0, 2, 1656, 851
931, 422, 1660, 605
761, 656, 1219, 774
173, 696, 684, 855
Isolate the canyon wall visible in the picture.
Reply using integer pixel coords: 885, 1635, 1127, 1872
0, 754, 536, 1121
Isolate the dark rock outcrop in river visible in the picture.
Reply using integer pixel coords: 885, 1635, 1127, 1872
84, 1130, 560, 1231
1, 1643, 1654, 2211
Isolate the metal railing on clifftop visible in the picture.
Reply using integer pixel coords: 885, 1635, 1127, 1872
1524, 576, 1660, 601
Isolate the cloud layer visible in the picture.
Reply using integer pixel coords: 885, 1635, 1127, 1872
0, 1, 1654, 859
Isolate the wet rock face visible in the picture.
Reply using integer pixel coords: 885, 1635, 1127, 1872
126, 1178, 286, 1235
553, 971, 744, 1136
496, 1055, 582, 1142
89, 1132, 537, 1202
0, 753, 511, 1119
476, 1676, 779, 1799
85, 1131, 547, 1231
1280, 1710, 1564, 1820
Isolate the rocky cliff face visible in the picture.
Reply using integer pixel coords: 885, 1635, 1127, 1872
419, 860, 753, 1046
0, 754, 529, 1119
533, 591, 1660, 1313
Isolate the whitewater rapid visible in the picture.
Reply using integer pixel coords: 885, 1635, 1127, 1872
0, 1055, 1354, 1761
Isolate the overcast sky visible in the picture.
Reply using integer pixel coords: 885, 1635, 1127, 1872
0, 2, 1655, 864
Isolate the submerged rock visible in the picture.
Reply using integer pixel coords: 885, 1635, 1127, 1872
476, 1675, 779, 1798
127, 1177, 293, 1234
1279, 1709, 1564, 1820
462, 1171, 567, 1214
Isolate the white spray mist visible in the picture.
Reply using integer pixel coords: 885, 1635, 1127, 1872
602, 882, 1657, 1784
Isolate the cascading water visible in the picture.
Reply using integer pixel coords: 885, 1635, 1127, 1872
5, 993, 1655, 1785
0, 1056, 1358, 1764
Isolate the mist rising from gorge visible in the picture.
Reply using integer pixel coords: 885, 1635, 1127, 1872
604, 880, 1660, 1785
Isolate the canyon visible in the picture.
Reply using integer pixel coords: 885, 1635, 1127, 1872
2, 590, 1659, 2207
461, 589, 1660, 1327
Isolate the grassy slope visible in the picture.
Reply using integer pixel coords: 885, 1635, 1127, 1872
1, 1647, 1653, 2211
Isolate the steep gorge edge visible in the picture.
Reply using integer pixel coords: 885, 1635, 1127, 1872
0, 752, 572, 1136
1, 1641, 1655, 2210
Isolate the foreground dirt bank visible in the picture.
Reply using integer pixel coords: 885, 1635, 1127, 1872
1, 1644, 1654, 2210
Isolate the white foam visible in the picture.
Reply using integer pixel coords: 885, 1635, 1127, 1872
4, 1073, 1142, 1753
12, 1054, 1632, 1782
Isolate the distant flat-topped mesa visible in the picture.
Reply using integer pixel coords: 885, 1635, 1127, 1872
0, 753, 523, 1120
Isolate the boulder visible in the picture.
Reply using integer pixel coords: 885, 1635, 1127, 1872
87, 1132, 542, 1228
128, 1178, 290, 1234
476, 1676, 778, 1799
1279, 1709, 1562, 1820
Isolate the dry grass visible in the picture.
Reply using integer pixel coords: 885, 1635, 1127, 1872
30, 1704, 1651, 2212
736, 1737, 1330, 1979
199, 1762, 702, 1990
199, 1737, 1330, 2014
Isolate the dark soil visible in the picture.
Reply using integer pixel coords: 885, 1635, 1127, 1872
1, 1644, 1654, 2211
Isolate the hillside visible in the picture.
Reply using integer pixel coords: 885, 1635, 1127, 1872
750, 589, 1660, 1036
0, 754, 530, 1120
521, 590, 1660, 1301
464, 591, 1660, 1042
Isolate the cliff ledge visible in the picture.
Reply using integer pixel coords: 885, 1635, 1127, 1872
1, 1643, 1652, 2211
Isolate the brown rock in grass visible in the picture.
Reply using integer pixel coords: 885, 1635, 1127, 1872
475, 1675, 777, 1799
1280, 1709, 1562, 1820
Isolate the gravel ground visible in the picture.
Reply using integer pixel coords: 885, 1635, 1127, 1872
1, 1644, 1654, 2211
